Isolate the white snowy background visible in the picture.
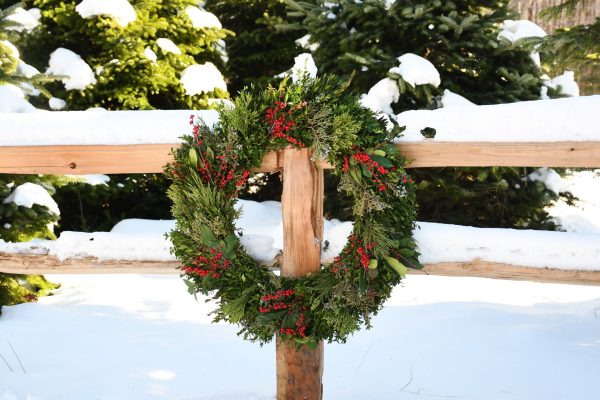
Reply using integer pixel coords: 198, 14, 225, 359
2, 5, 600, 399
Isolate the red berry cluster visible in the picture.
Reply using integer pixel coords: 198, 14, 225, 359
181, 247, 232, 279
332, 235, 375, 273
265, 100, 306, 148
343, 151, 392, 192
259, 289, 308, 337
189, 114, 208, 140
193, 149, 250, 193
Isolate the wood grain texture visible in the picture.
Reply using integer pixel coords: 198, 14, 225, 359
0, 144, 176, 175
2, 141, 600, 175
412, 261, 600, 285
281, 148, 324, 277
0, 252, 179, 274
399, 141, 600, 168
2, 253, 600, 285
276, 338, 324, 400
278, 148, 324, 400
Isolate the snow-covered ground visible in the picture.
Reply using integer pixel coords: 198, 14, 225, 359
1, 274, 599, 400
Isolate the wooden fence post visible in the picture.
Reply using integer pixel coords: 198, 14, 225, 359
276, 148, 324, 400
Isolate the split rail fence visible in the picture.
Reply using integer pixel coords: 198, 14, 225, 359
1, 140, 600, 284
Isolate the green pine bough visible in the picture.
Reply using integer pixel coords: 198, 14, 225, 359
166, 76, 421, 346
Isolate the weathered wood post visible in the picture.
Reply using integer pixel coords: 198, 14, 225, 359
276, 147, 324, 400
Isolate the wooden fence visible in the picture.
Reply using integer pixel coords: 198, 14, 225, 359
1, 140, 600, 284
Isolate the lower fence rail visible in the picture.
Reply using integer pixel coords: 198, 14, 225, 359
2, 252, 599, 285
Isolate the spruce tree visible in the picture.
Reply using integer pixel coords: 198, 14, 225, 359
540, 0, 599, 92
288, 0, 565, 229
0, 3, 60, 313
9, 0, 232, 231
205, 0, 306, 94
18, 0, 231, 110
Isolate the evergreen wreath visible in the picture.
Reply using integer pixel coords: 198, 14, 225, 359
166, 75, 421, 347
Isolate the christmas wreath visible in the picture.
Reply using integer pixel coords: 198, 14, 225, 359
166, 75, 421, 347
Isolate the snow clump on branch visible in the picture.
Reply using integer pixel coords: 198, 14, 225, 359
156, 38, 182, 55
291, 53, 318, 83
185, 6, 221, 29
3, 182, 60, 216
46, 48, 97, 90
180, 62, 227, 96
389, 53, 441, 88
75, 0, 137, 27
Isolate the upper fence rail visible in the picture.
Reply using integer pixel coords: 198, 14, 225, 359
2, 141, 600, 174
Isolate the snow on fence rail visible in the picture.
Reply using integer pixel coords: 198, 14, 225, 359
1, 104, 600, 284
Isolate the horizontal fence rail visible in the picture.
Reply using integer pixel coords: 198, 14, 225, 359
1, 141, 600, 174
2, 252, 600, 285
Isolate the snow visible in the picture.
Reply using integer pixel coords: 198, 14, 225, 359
3, 95, 596, 145
75, 0, 137, 27
384, 0, 396, 10
498, 19, 547, 43
184, 6, 221, 29
528, 167, 568, 194
547, 169, 600, 234
143, 47, 157, 61
180, 62, 227, 96
16, 63, 39, 78
543, 71, 580, 97
3, 7, 39, 31
360, 78, 399, 115
497, 20, 547, 68
295, 34, 319, 52
389, 53, 441, 88
415, 222, 600, 269
291, 53, 318, 83
156, 38, 181, 55
78, 174, 111, 186
1, 274, 600, 399
2, 197, 600, 270
48, 97, 66, 110
396, 95, 600, 142
0, 110, 219, 146
0, 84, 37, 113
2, 183, 59, 216
46, 48, 96, 91
440, 89, 476, 108
1, 40, 19, 58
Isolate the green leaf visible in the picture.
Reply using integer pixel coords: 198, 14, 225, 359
384, 256, 407, 277
361, 163, 372, 178
189, 147, 198, 167
294, 336, 311, 344
206, 146, 215, 162
200, 225, 217, 243
370, 154, 392, 168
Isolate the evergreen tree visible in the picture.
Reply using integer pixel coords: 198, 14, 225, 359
205, 0, 306, 94
9, 0, 233, 231
287, 0, 567, 229
17, 0, 231, 110
0, 3, 60, 313
540, 0, 600, 70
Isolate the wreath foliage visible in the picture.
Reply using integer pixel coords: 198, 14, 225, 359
166, 75, 421, 346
